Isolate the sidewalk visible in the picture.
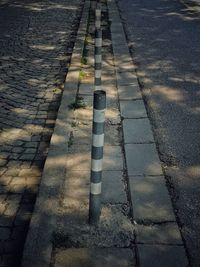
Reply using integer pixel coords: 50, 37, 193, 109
22, 0, 189, 266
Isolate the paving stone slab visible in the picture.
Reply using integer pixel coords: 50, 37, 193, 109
125, 144, 163, 176
123, 119, 154, 144
116, 71, 138, 86
118, 84, 142, 100
54, 248, 136, 267
137, 245, 188, 267
120, 100, 147, 118
78, 83, 94, 96
62, 170, 89, 209
102, 171, 127, 204
136, 223, 183, 244
129, 176, 176, 222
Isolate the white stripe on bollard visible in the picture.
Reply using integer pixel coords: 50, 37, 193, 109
93, 109, 105, 123
95, 69, 101, 78
91, 159, 103, 172
90, 182, 102, 195
93, 133, 104, 147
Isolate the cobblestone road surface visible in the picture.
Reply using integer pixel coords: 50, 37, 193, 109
0, 0, 83, 266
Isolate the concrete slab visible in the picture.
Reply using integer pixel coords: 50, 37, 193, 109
120, 100, 147, 118
103, 146, 124, 171
105, 124, 121, 146
78, 83, 93, 96
129, 176, 176, 222
102, 171, 127, 204
136, 223, 183, 244
62, 170, 90, 209
123, 119, 154, 144
125, 144, 163, 176
54, 248, 136, 267
137, 245, 188, 267
116, 71, 138, 86
118, 84, 142, 100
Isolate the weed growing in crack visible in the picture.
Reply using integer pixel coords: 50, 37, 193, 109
68, 96, 87, 110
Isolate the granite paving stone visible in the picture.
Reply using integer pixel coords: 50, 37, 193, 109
54, 248, 136, 267
102, 171, 127, 204
125, 144, 163, 176
0, 0, 84, 265
117, 84, 142, 100
137, 245, 188, 267
129, 175, 176, 222
120, 100, 147, 118
136, 223, 183, 244
123, 118, 154, 144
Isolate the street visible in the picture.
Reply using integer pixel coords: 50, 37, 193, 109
117, 0, 200, 265
0, 0, 83, 266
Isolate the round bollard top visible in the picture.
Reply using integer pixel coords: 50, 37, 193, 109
94, 90, 106, 110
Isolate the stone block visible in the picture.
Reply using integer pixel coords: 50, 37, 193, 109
116, 71, 138, 86
125, 144, 162, 176
102, 171, 127, 204
54, 248, 136, 267
120, 100, 147, 118
118, 84, 142, 100
137, 245, 188, 267
136, 223, 183, 244
123, 119, 154, 143
129, 176, 176, 222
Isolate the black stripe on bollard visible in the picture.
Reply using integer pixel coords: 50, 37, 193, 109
95, 2, 101, 29
89, 90, 106, 225
95, 29, 102, 91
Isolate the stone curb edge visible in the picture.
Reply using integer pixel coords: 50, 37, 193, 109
107, 0, 189, 265
21, 1, 90, 266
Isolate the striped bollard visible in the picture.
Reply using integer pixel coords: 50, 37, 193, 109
95, 29, 102, 91
95, 2, 101, 30
89, 90, 106, 225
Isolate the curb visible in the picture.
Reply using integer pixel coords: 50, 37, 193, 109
107, 0, 189, 265
21, 1, 90, 266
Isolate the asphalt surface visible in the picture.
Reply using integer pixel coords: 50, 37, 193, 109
117, 0, 200, 266
0, 0, 83, 266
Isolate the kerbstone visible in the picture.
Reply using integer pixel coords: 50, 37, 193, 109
125, 144, 163, 175
54, 248, 136, 267
120, 100, 147, 118
136, 223, 183, 244
129, 176, 176, 222
116, 71, 138, 86
138, 245, 188, 267
118, 84, 142, 100
123, 119, 154, 143
102, 171, 127, 204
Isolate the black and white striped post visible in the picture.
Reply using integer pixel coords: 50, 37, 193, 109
94, 1, 102, 91
95, 1, 101, 30
89, 90, 106, 225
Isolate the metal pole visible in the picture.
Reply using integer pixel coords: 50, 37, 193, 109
95, 1, 102, 91
89, 90, 106, 225
95, 2, 101, 30
94, 29, 102, 91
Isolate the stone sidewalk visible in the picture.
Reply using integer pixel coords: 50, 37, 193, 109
22, 0, 189, 266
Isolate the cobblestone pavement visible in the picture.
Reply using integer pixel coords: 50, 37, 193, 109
0, 0, 83, 266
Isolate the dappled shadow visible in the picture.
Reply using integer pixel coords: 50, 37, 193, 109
117, 0, 200, 264
0, 0, 84, 265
